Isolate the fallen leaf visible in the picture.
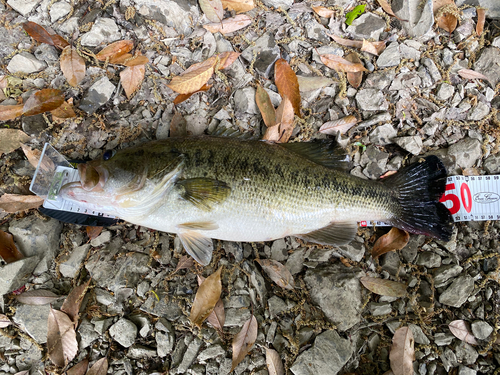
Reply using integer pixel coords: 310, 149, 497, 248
232, 315, 258, 371
86, 358, 108, 375
199, 0, 224, 23
360, 276, 407, 297
221, 0, 255, 13
61, 279, 91, 325
15, 289, 60, 305
197, 275, 225, 331
312, 5, 334, 18
275, 58, 301, 117
47, 308, 78, 367
20, 144, 41, 169
320, 54, 367, 73
0, 314, 12, 328
66, 358, 89, 375
263, 96, 294, 143
0, 104, 24, 121
96, 40, 134, 61
296, 75, 334, 92
390, 327, 414, 375
167, 56, 217, 95
86, 226, 103, 240
51, 100, 77, 119
60, 46, 86, 87
476, 8, 486, 36
175, 255, 194, 271
23, 89, 65, 117
345, 4, 365, 25
328, 34, 363, 49
372, 228, 410, 258
23, 21, 55, 45
256, 85, 276, 127
174, 84, 211, 105
50, 34, 70, 49
449, 320, 479, 345
170, 112, 187, 137
319, 115, 358, 135
120, 64, 146, 99
345, 53, 363, 88
190, 267, 223, 327
0, 194, 44, 213
0, 230, 24, 263
377, 0, 406, 21
458, 68, 490, 82
266, 348, 285, 375
257, 259, 295, 290
361, 39, 386, 55
108, 53, 133, 65
203, 14, 252, 34
0, 129, 31, 156
218, 52, 241, 70
434, 1, 458, 33
120, 54, 149, 67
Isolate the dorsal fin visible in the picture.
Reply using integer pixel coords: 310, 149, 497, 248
281, 139, 350, 170
209, 125, 258, 140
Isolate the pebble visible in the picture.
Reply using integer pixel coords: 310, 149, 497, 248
434, 332, 455, 346
156, 319, 175, 357
7, 52, 46, 74
50, 1, 72, 23
474, 47, 500, 87
109, 318, 137, 348
437, 83, 455, 101
90, 230, 112, 247
127, 345, 157, 359
0, 256, 40, 296
134, 0, 195, 36
59, 244, 90, 278
241, 33, 280, 78
177, 337, 203, 373
79, 76, 116, 114
261, 0, 293, 10
81, 18, 121, 47
346, 13, 385, 40
7, 0, 42, 16
356, 89, 389, 111
454, 341, 478, 365
13, 304, 50, 344
416, 252, 442, 268
409, 324, 430, 345
438, 275, 474, 307
434, 264, 463, 287
304, 19, 329, 43
234, 87, 259, 115
447, 138, 482, 172
34, 44, 59, 63
484, 154, 500, 174
393, 0, 433, 37
394, 135, 423, 155
197, 345, 225, 362
369, 123, 397, 146
422, 58, 442, 82
377, 43, 401, 68
471, 320, 493, 340
467, 101, 490, 121
78, 320, 99, 349
369, 302, 392, 316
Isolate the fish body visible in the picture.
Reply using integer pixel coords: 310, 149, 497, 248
60, 136, 453, 265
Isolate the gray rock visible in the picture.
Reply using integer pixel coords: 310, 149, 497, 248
34, 44, 59, 63
7, 52, 46, 74
109, 318, 137, 348
198, 344, 225, 362
409, 324, 430, 345
400, 43, 421, 61
59, 244, 90, 278
270, 238, 287, 261
15, 341, 42, 370
141, 293, 182, 319
474, 47, 500, 87
9, 216, 62, 275
156, 319, 175, 357
241, 33, 280, 77
389, 72, 422, 91
135, 0, 197, 36
422, 58, 442, 82
346, 13, 386, 40
393, 0, 434, 37
22, 114, 47, 137
379, 251, 400, 276
290, 330, 353, 375
369, 123, 397, 146
484, 154, 500, 174
92, 317, 113, 335
434, 332, 454, 346
467, 102, 490, 121
437, 83, 455, 101
268, 296, 287, 318
234, 87, 258, 115
454, 341, 478, 365
224, 308, 252, 327
286, 247, 306, 275
416, 252, 441, 268
356, 89, 389, 111
471, 320, 493, 340
447, 138, 482, 171
0, 256, 40, 296
127, 345, 157, 359
360, 145, 389, 179
434, 264, 463, 287
305, 19, 329, 43
177, 337, 203, 373
369, 302, 392, 316
79, 76, 116, 114
81, 18, 121, 47
90, 230, 111, 247
50, 1, 72, 22
337, 240, 365, 262
438, 275, 474, 307
377, 43, 401, 68
304, 264, 363, 331
7, 0, 42, 16
493, 36, 500, 48
440, 347, 458, 372
363, 72, 396, 91
394, 135, 423, 155
456, 0, 500, 19
261, 0, 293, 10
78, 319, 99, 349
458, 366, 477, 375
13, 304, 50, 344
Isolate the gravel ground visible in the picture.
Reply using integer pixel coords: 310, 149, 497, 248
1, 0, 500, 374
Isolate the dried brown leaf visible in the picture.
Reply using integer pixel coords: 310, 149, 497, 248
345, 53, 363, 88
256, 85, 276, 127
458, 68, 490, 82
22, 22, 56, 46
86, 226, 103, 240
312, 5, 334, 18
190, 267, 223, 327
86, 358, 108, 375
108, 53, 133, 65
390, 327, 414, 375
218, 52, 241, 70
60, 46, 86, 87
23, 89, 65, 117
173, 84, 211, 105
320, 54, 367, 73
296, 76, 334, 92
20, 144, 41, 169
199, 0, 224, 22
449, 320, 479, 345
15, 289, 60, 305
47, 308, 78, 367
221, 0, 255, 13
0, 129, 31, 156
0, 314, 12, 328
51, 100, 77, 119
203, 14, 252, 34
175, 255, 194, 271
376, 0, 403, 20
329, 34, 363, 48
266, 348, 285, 375
197, 275, 225, 331
66, 358, 89, 375
0, 104, 24, 121
435, 2, 458, 33
170, 112, 188, 137
360, 276, 407, 297
275, 58, 301, 117
50, 34, 70, 49
361, 39, 386, 55
0, 194, 44, 213
121, 55, 149, 67
120, 64, 145, 99
372, 228, 410, 258
319, 115, 358, 135
61, 279, 91, 326
96, 40, 134, 61
476, 8, 486, 36
257, 259, 295, 290
231, 315, 258, 371
263, 96, 294, 143
167, 56, 217, 95
0, 230, 24, 263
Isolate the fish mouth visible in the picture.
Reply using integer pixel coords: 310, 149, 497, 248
59, 163, 108, 202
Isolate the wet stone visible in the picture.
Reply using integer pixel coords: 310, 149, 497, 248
356, 89, 389, 111
438, 275, 474, 308
346, 13, 385, 40
376, 43, 401, 68
471, 320, 493, 340
7, 52, 46, 74
79, 76, 116, 114
109, 318, 137, 348
80, 18, 121, 47
13, 304, 50, 344
416, 252, 441, 268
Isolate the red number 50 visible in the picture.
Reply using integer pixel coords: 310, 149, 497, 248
440, 182, 472, 215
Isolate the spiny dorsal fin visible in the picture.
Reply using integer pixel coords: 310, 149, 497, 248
178, 230, 213, 266
298, 221, 358, 246
177, 178, 231, 211
209, 125, 258, 140
281, 139, 350, 170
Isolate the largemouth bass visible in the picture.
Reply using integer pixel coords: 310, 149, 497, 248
59, 136, 453, 265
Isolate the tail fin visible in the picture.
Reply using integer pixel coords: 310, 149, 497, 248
382, 156, 453, 241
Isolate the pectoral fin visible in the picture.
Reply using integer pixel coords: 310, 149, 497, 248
178, 230, 214, 266
177, 178, 230, 211
298, 221, 358, 246
178, 221, 219, 230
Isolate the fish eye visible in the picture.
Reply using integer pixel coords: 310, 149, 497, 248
103, 150, 116, 161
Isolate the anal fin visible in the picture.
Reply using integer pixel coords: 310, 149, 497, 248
178, 230, 214, 266
298, 221, 357, 246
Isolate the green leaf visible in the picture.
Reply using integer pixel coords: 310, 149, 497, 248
345, 4, 366, 25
